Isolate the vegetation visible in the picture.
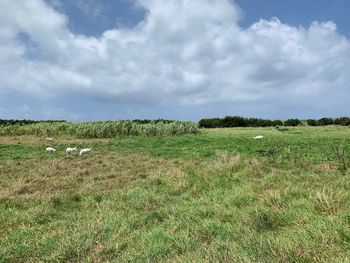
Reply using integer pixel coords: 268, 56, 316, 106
199, 116, 284, 128
283, 119, 302, 127
199, 116, 350, 128
306, 119, 318, 126
198, 118, 225, 128
0, 120, 199, 138
2, 116, 350, 132
0, 119, 66, 126
317, 118, 334, 126
131, 119, 175, 124
1, 126, 350, 262
245, 118, 283, 127
334, 117, 350, 126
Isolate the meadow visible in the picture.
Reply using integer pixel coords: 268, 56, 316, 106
1, 126, 350, 262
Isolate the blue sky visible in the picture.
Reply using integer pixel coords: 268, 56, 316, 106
236, 0, 349, 36
54, 0, 350, 38
1, 0, 350, 121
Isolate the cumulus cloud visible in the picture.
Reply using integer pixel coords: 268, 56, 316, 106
0, 0, 350, 115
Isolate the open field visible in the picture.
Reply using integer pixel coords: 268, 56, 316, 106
1, 126, 350, 262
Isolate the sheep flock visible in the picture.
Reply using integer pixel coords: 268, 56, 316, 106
45, 137, 91, 156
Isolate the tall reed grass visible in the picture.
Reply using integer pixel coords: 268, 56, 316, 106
0, 121, 199, 138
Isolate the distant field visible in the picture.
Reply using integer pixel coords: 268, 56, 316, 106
1, 126, 350, 262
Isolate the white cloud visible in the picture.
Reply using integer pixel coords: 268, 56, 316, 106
0, 0, 350, 115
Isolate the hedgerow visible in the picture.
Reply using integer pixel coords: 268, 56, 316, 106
198, 116, 287, 128
198, 116, 350, 128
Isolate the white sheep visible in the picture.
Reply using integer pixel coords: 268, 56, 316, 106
254, 135, 264, 140
46, 137, 55, 142
79, 148, 91, 156
66, 147, 77, 154
46, 147, 56, 153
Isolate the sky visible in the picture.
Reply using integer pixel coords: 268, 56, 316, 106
0, 0, 349, 121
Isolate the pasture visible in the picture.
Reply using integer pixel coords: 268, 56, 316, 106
1, 126, 350, 262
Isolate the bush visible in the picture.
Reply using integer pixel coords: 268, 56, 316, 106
275, 125, 289, 132
284, 119, 301, 127
222, 116, 246, 127
198, 118, 223, 128
245, 118, 261, 127
317, 118, 334, 126
271, 120, 283, 126
198, 117, 284, 128
334, 117, 350, 126
246, 118, 282, 127
306, 119, 317, 126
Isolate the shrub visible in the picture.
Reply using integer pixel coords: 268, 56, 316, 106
275, 126, 289, 132
306, 119, 317, 126
317, 118, 334, 126
198, 117, 284, 128
284, 119, 301, 127
222, 116, 246, 127
198, 118, 223, 128
245, 118, 282, 127
271, 120, 283, 126
334, 117, 350, 126
246, 118, 270, 127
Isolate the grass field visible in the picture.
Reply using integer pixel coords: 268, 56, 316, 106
1, 126, 350, 262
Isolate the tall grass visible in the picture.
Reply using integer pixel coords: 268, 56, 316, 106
0, 121, 199, 138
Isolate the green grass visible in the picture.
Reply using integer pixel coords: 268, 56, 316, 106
103, 126, 350, 161
3, 126, 350, 161
1, 126, 350, 262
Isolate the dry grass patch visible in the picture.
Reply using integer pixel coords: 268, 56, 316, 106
205, 151, 242, 172
0, 153, 193, 199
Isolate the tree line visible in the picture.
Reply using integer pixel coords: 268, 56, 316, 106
198, 116, 350, 128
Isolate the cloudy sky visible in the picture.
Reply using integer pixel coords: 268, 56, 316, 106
0, 0, 349, 121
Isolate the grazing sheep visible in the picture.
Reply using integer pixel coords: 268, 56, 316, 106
254, 135, 264, 140
46, 147, 56, 153
79, 148, 91, 156
46, 137, 54, 142
66, 147, 77, 154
